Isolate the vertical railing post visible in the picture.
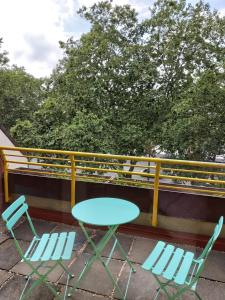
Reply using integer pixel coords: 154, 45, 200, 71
70, 154, 76, 208
0, 150, 9, 203
152, 161, 161, 227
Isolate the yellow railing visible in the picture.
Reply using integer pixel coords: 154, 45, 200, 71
1, 146, 225, 227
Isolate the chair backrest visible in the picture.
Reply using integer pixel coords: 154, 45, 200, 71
199, 216, 224, 261
192, 216, 223, 284
2, 195, 37, 237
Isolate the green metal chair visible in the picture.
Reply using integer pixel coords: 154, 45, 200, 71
142, 216, 224, 300
2, 195, 76, 300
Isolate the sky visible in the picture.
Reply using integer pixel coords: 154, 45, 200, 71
0, 0, 224, 78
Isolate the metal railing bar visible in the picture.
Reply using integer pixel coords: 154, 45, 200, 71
161, 167, 225, 177
6, 153, 70, 161
1, 146, 225, 168
75, 159, 156, 170
8, 169, 70, 177
75, 166, 155, 177
6, 160, 71, 169
160, 174, 225, 185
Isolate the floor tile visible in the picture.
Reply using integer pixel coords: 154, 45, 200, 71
116, 263, 158, 300
59, 287, 109, 300
0, 270, 12, 286
199, 249, 225, 282
129, 237, 157, 264
0, 239, 29, 270
14, 219, 57, 241
60, 253, 123, 297
195, 278, 225, 300
11, 252, 76, 283
0, 275, 55, 300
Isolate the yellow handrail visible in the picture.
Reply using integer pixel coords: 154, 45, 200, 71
70, 155, 76, 207
0, 150, 9, 203
1, 145, 225, 167
152, 162, 161, 227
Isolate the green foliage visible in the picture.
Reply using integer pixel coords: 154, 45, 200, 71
160, 70, 225, 161
0, 38, 9, 67
61, 111, 111, 153
142, 0, 225, 160
48, 1, 157, 154
10, 120, 39, 148
5, 1, 225, 162
0, 66, 43, 130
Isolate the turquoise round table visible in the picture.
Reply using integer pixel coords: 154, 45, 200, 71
72, 197, 140, 226
70, 197, 140, 299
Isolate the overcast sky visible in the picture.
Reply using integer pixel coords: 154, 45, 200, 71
0, 0, 224, 78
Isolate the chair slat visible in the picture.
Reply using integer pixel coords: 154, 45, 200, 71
51, 232, 67, 260
6, 203, 28, 230
62, 232, 76, 260
174, 252, 195, 285
23, 237, 39, 261
2, 195, 25, 221
152, 244, 174, 275
163, 248, 184, 280
41, 233, 59, 261
31, 234, 49, 261
142, 241, 165, 270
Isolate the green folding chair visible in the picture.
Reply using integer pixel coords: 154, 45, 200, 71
2, 195, 76, 300
142, 216, 224, 300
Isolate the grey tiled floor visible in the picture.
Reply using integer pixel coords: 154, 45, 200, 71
0, 218, 224, 299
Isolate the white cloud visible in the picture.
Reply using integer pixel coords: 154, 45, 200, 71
219, 8, 225, 17
0, 0, 152, 78
0, 0, 76, 77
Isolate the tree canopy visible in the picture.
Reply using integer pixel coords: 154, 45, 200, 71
2, 0, 224, 162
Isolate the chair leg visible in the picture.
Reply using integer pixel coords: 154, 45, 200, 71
111, 234, 136, 273
20, 275, 60, 300
152, 287, 161, 300
58, 261, 74, 278
153, 274, 173, 299
19, 276, 31, 300
171, 286, 190, 300
194, 290, 203, 300
20, 262, 61, 300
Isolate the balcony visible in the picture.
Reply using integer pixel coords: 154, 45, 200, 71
0, 146, 225, 299
0, 218, 224, 299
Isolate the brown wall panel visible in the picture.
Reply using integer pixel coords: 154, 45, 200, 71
5, 172, 225, 223
8, 173, 153, 212
0, 156, 4, 208
158, 190, 225, 222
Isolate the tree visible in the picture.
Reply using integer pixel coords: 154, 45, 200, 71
0, 38, 9, 67
60, 110, 111, 153
0, 66, 44, 130
48, 1, 157, 155
160, 70, 225, 161
144, 0, 225, 95
10, 0, 225, 163
10, 120, 39, 148
141, 0, 225, 159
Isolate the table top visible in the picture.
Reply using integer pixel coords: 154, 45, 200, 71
72, 197, 140, 226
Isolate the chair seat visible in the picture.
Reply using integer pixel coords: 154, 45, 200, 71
142, 241, 196, 285
23, 231, 76, 262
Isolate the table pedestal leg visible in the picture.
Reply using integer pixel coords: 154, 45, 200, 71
69, 222, 125, 299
